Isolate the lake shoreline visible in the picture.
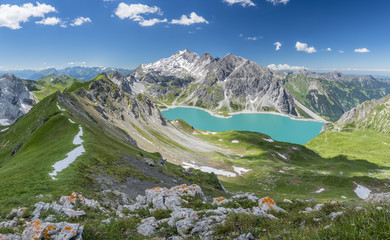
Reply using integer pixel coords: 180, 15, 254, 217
160, 105, 329, 123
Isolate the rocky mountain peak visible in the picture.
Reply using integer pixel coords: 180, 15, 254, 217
0, 74, 37, 126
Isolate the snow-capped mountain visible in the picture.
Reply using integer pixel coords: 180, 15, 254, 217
0, 74, 37, 126
130, 50, 298, 116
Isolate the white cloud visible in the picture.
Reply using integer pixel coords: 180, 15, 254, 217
70, 17, 92, 26
246, 36, 263, 41
171, 12, 208, 25
268, 64, 306, 71
223, 0, 256, 7
115, 3, 166, 27
295, 41, 317, 53
35, 17, 61, 26
338, 50, 344, 54
0, 2, 56, 29
274, 42, 282, 51
115, 3, 161, 21
139, 18, 167, 27
266, 0, 290, 5
326, 48, 332, 52
68, 61, 87, 66
354, 48, 370, 53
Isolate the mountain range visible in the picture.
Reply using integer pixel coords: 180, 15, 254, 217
0, 66, 133, 81
1, 50, 390, 239
130, 49, 298, 117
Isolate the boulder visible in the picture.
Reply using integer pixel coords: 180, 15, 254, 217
258, 197, 287, 213
136, 217, 158, 236
0, 234, 21, 240
232, 193, 258, 202
8, 208, 27, 218
22, 220, 83, 240
212, 197, 230, 205
62, 208, 86, 218
365, 192, 390, 204
0, 221, 17, 229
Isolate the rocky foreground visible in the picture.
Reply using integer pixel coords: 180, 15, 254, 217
1, 184, 390, 240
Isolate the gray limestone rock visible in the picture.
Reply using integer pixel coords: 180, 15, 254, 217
137, 217, 158, 236
0, 74, 36, 126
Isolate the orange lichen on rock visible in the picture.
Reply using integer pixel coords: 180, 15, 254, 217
261, 197, 276, 210
152, 187, 163, 192
70, 192, 78, 201
216, 197, 226, 203
261, 197, 275, 205
31, 220, 43, 240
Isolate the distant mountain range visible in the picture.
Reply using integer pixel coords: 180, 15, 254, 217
0, 66, 133, 81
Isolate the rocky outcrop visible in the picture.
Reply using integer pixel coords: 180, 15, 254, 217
334, 94, 390, 133
365, 192, 390, 204
22, 220, 83, 240
0, 192, 102, 240
118, 184, 287, 238
128, 50, 298, 116
0, 74, 36, 126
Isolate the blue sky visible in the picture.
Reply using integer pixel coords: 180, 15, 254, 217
0, 0, 389, 76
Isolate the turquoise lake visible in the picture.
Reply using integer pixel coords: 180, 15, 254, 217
162, 107, 325, 145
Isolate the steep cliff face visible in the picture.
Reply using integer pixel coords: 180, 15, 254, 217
0, 74, 36, 126
130, 50, 298, 116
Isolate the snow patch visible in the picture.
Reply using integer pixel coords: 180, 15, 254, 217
182, 162, 237, 177
69, 119, 75, 124
354, 183, 371, 199
57, 103, 65, 111
263, 138, 275, 143
276, 152, 287, 160
0, 119, 11, 126
49, 126, 85, 179
1, 127, 9, 132
231, 140, 239, 143
233, 166, 251, 176
315, 188, 325, 193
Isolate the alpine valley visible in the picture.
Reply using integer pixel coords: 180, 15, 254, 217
1, 50, 390, 239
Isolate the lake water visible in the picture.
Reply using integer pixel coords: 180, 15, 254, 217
162, 107, 325, 145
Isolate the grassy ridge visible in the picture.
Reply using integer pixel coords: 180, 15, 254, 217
23, 74, 83, 101
0, 90, 225, 214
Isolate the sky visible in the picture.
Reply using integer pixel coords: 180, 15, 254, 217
0, 0, 389, 76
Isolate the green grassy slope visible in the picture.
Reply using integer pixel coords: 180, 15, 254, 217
0, 90, 224, 214
23, 74, 83, 101
170, 120, 390, 201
